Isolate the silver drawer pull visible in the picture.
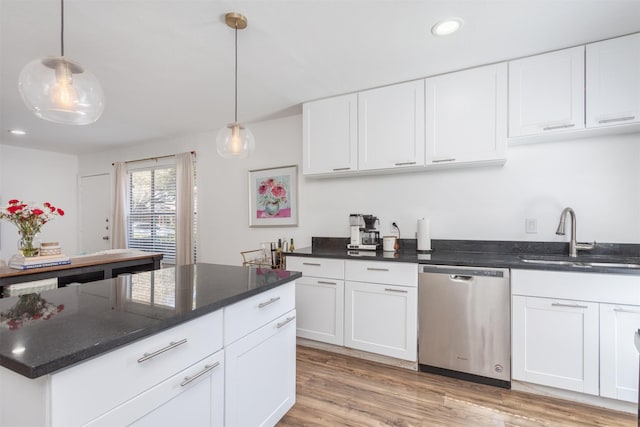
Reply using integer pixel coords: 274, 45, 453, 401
258, 296, 281, 308
367, 267, 389, 272
551, 302, 588, 309
384, 288, 408, 293
302, 262, 321, 266
543, 123, 575, 131
277, 316, 296, 329
138, 338, 188, 363
180, 362, 220, 387
613, 307, 640, 314
317, 280, 337, 285
332, 167, 351, 171
598, 116, 635, 124
432, 158, 456, 163
395, 161, 416, 166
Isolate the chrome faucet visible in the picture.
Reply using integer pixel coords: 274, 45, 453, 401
555, 207, 595, 257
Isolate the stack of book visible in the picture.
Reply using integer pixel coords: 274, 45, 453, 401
9, 254, 71, 270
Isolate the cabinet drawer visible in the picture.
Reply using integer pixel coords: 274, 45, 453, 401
50, 309, 223, 427
286, 256, 344, 279
345, 260, 418, 287
224, 281, 295, 345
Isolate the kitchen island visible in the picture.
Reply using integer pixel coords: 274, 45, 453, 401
0, 263, 301, 426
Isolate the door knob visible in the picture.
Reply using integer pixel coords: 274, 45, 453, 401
102, 236, 109, 240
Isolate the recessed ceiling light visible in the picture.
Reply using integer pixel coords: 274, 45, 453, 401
431, 18, 464, 36
8, 129, 27, 136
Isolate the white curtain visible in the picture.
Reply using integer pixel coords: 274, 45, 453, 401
176, 152, 195, 266
112, 162, 129, 249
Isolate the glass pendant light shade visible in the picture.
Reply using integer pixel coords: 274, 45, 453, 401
19, 56, 104, 125
216, 122, 255, 159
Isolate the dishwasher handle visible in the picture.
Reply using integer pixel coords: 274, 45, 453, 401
420, 265, 506, 278
450, 274, 474, 282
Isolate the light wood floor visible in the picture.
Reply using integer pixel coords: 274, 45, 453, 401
278, 346, 636, 427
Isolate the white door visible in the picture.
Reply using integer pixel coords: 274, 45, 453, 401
79, 173, 111, 254
508, 46, 585, 137
344, 281, 417, 361
358, 80, 425, 170
600, 303, 640, 403
295, 277, 345, 345
512, 295, 599, 395
586, 33, 640, 128
425, 63, 507, 165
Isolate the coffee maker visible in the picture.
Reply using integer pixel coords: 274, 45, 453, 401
347, 214, 380, 250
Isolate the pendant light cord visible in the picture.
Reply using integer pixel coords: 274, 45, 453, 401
60, 0, 65, 56
234, 22, 238, 123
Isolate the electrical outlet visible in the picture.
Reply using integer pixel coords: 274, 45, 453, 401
525, 218, 537, 234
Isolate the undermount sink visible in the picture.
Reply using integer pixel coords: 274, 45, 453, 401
520, 258, 640, 269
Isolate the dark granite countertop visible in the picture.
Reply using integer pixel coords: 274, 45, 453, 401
286, 238, 640, 276
0, 263, 301, 379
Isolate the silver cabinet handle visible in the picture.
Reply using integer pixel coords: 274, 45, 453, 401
138, 338, 187, 363
332, 167, 351, 171
432, 158, 456, 163
367, 267, 389, 272
384, 288, 408, 293
598, 116, 635, 124
394, 161, 416, 166
180, 362, 220, 387
317, 280, 337, 285
258, 296, 281, 308
277, 316, 296, 329
302, 262, 321, 266
613, 307, 640, 314
551, 302, 588, 309
543, 123, 575, 131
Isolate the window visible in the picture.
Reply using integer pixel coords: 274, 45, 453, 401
126, 162, 196, 264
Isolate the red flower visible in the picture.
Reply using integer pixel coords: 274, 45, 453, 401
57, 208, 64, 216
7, 205, 22, 214
44, 202, 50, 208
271, 185, 287, 199
8, 199, 19, 205
32, 208, 44, 215
258, 184, 268, 195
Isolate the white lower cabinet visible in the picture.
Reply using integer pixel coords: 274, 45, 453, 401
295, 276, 344, 345
225, 311, 297, 427
512, 295, 599, 395
86, 350, 224, 427
600, 303, 640, 402
344, 281, 417, 361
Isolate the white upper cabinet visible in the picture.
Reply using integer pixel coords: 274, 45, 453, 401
586, 33, 640, 128
358, 80, 425, 170
509, 46, 585, 137
302, 93, 358, 175
425, 63, 507, 165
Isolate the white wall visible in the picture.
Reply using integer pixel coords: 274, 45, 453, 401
75, 114, 640, 267
0, 145, 79, 262
2, 117, 638, 265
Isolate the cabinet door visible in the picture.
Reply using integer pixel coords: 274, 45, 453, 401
512, 296, 598, 395
425, 63, 507, 165
85, 351, 224, 427
509, 46, 585, 137
358, 80, 425, 170
587, 33, 640, 128
302, 94, 358, 175
600, 303, 640, 403
296, 276, 345, 345
344, 281, 417, 361
225, 310, 296, 427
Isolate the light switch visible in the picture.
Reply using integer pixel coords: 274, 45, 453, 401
525, 218, 537, 234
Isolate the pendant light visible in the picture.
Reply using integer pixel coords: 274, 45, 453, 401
216, 12, 255, 159
18, 0, 104, 125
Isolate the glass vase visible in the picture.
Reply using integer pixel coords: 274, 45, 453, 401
264, 201, 280, 216
18, 232, 40, 257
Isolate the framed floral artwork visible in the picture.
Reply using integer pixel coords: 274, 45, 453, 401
248, 165, 298, 227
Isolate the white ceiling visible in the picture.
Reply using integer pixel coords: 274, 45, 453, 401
1, 0, 639, 155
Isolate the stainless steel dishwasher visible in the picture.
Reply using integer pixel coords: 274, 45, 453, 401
418, 264, 511, 388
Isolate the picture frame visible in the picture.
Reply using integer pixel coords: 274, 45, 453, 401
248, 165, 298, 227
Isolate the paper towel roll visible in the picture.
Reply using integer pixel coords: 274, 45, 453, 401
417, 218, 431, 252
